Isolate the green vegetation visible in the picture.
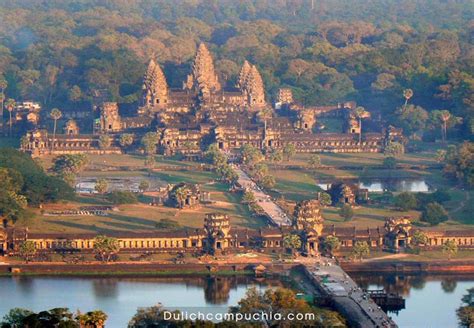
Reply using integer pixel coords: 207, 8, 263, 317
442, 142, 474, 186
339, 204, 354, 222
0, 149, 73, 222
283, 234, 302, 255
0, 307, 107, 328
394, 192, 417, 211
98, 135, 112, 149
52, 154, 89, 186
106, 191, 138, 204
442, 240, 458, 260
129, 287, 344, 327
18, 241, 36, 263
322, 236, 341, 256
94, 178, 108, 194
421, 202, 449, 226
0, 0, 471, 138
457, 288, 474, 328
93, 235, 120, 263
351, 241, 370, 261
318, 192, 332, 207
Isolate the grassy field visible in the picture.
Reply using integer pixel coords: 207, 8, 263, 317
17, 179, 267, 234
0, 137, 20, 148
23, 147, 471, 234
38, 153, 200, 171
266, 151, 441, 202
23, 153, 270, 234
267, 150, 472, 228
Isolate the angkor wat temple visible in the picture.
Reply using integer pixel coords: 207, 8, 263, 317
21, 43, 402, 157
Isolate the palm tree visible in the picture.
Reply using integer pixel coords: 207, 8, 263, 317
87, 310, 108, 328
442, 240, 458, 260
0, 78, 7, 131
439, 110, 451, 142
257, 107, 273, 130
403, 88, 413, 110
354, 106, 370, 145
50, 108, 62, 150
5, 98, 15, 136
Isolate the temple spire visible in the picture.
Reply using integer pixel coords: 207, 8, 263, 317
142, 58, 168, 108
184, 43, 221, 93
237, 60, 252, 89
245, 65, 266, 108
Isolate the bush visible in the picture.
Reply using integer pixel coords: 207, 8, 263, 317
0, 148, 74, 205
155, 219, 180, 230
383, 156, 397, 169
415, 190, 451, 209
106, 191, 138, 204
420, 202, 449, 226
393, 192, 417, 211
431, 190, 451, 203
339, 204, 354, 221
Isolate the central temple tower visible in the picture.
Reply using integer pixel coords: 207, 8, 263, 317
184, 43, 221, 99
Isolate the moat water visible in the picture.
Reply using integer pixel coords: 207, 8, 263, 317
0, 274, 472, 327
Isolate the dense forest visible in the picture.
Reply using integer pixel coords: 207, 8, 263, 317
0, 0, 472, 138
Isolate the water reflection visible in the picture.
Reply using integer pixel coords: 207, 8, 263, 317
317, 179, 431, 192
0, 275, 276, 327
92, 278, 119, 298
352, 274, 474, 327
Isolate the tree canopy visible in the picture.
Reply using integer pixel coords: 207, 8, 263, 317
0, 0, 471, 139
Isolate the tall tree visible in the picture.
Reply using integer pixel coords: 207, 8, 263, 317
282, 143, 296, 161
50, 108, 62, 150
98, 135, 112, 149
354, 106, 370, 144
0, 78, 7, 131
442, 240, 458, 260
5, 98, 15, 136
430, 110, 461, 142
94, 179, 108, 194
19, 241, 36, 263
457, 288, 474, 327
93, 235, 120, 262
402, 88, 413, 110
283, 233, 302, 256
351, 241, 370, 261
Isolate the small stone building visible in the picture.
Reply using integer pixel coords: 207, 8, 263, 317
97, 102, 121, 133
64, 119, 79, 135
384, 216, 412, 251
328, 182, 368, 206
167, 183, 201, 208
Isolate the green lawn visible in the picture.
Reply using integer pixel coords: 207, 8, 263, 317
323, 206, 420, 228
0, 137, 19, 148
24, 146, 472, 235
17, 182, 267, 234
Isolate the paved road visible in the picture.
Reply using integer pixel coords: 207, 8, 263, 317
234, 166, 291, 226
305, 258, 397, 328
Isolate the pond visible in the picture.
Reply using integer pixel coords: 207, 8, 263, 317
317, 178, 432, 192
75, 176, 166, 194
352, 274, 474, 327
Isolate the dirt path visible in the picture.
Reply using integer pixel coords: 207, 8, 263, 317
363, 253, 409, 262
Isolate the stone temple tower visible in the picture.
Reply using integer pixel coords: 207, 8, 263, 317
184, 43, 221, 99
237, 61, 266, 110
142, 59, 168, 110
292, 199, 324, 255
204, 213, 230, 254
